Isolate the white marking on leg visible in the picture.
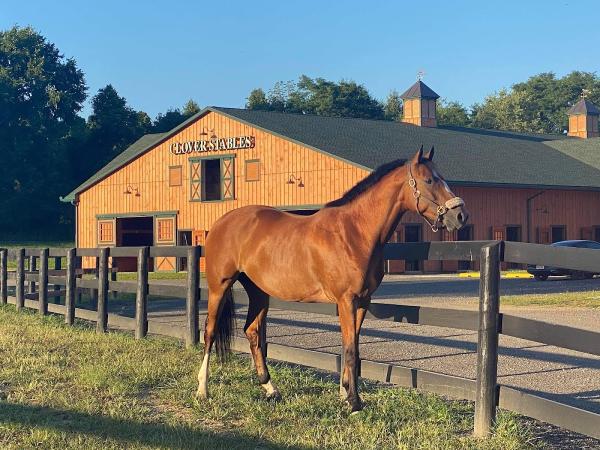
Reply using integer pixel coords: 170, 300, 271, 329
197, 353, 210, 399
340, 383, 348, 400
261, 379, 280, 397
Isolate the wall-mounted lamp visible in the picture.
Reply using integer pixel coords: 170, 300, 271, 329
123, 184, 141, 197
200, 127, 216, 138
286, 174, 305, 188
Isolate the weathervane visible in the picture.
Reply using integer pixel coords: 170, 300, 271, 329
417, 70, 425, 81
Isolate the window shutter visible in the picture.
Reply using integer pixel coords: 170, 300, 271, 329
221, 156, 235, 200
245, 160, 260, 182
190, 161, 201, 201
492, 226, 505, 241
169, 165, 182, 187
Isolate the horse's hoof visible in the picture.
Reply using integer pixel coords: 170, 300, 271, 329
346, 398, 363, 413
195, 389, 208, 401
266, 390, 282, 402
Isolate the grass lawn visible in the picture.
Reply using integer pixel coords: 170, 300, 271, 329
501, 291, 600, 308
0, 305, 535, 449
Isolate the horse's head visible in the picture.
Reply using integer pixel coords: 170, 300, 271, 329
406, 146, 469, 232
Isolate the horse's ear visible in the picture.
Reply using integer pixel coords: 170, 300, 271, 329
413, 145, 424, 164
425, 146, 435, 161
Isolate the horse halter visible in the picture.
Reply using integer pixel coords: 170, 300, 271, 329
408, 165, 465, 233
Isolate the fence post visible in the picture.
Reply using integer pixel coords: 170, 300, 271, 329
65, 249, 76, 325
96, 248, 109, 333
0, 249, 7, 305
29, 254, 36, 294
474, 242, 501, 437
39, 249, 49, 315
186, 246, 200, 347
135, 246, 149, 339
16, 249, 25, 311
53, 256, 62, 303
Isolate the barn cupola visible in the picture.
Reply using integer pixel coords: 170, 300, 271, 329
400, 79, 440, 127
567, 94, 599, 139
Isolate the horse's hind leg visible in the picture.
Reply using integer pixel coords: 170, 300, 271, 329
239, 273, 280, 400
197, 272, 237, 400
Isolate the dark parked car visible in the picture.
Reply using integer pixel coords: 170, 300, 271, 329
527, 240, 600, 281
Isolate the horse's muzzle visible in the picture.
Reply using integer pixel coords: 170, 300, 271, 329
442, 205, 469, 232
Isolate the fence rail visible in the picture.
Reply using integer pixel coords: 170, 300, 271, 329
0, 241, 599, 440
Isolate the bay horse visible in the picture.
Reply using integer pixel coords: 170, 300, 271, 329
197, 146, 469, 412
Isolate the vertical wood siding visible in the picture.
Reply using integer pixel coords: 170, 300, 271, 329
76, 110, 600, 272
77, 111, 370, 250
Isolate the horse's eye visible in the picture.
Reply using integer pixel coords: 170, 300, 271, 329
425, 178, 433, 185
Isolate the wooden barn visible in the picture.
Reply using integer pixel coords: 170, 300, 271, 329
61, 81, 600, 273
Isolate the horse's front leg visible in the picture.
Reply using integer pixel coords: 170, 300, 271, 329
337, 295, 362, 412
340, 296, 370, 402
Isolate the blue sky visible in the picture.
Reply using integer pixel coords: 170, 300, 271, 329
2, 0, 599, 118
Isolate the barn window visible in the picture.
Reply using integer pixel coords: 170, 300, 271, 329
245, 159, 260, 182
169, 165, 182, 187
189, 156, 235, 202
97, 219, 115, 246
155, 217, 175, 244
551, 225, 565, 243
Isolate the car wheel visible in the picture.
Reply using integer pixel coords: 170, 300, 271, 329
584, 273, 595, 279
571, 271, 588, 280
534, 274, 548, 281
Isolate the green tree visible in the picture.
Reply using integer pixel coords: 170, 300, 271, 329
471, 89, 539, 132
153, 109, 187, 132
437, 99, 471, 127
246, 88, 270, 110
153, 100, 201, 133
0, 26, 86, 237
383, 90, 402, 121
182, 99, 201, 116
84, 85, 150, 177
472, 71, 600, 133
246, 76, 384, 119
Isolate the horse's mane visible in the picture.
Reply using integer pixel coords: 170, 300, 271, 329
325, 158, 407, 208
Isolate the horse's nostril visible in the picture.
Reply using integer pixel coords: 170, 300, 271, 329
457, 212, 463, 222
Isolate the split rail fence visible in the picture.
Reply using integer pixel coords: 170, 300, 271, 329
0, 241, 599, 439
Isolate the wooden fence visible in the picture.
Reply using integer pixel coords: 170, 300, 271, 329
0, 241, 599, 439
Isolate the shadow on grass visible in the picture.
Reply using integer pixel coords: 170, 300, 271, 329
0, 400, 305, 450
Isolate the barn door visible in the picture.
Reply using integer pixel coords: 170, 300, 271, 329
581, 227, 593, 240
155, 216, 176, 271
193, 230, 207, 272
537, 226, 550, 244
221, 157, 235, 200
386, 227, 405, 273
190, 160, 202, 201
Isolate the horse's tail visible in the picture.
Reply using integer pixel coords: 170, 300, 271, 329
215, 286, 235, 361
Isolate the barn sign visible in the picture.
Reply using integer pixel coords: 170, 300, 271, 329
170, 135, 255, 155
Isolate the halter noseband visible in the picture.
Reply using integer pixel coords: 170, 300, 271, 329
408, 165, 465, 233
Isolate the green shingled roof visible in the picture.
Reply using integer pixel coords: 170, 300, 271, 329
544, 137, 600, 171
61, 107, 600, 202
